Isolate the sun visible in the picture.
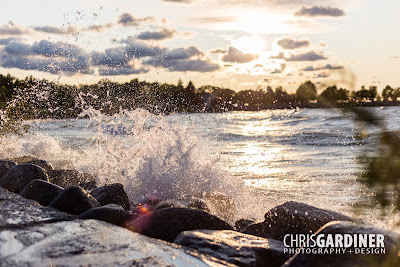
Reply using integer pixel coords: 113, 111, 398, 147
231, 36, 265, 54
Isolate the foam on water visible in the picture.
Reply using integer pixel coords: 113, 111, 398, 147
0, 108, 258, 221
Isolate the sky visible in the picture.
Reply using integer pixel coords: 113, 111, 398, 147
0, 0, 399, 93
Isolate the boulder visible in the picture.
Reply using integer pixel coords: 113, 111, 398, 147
0, 219, 230, 266
195, 192, 236, 221
0, 164, 49, 193
19, 179, 64, 206
283, 221, 400, 267
48, 169, 95, 188
175, 230, 289, 267
26, 158, 54, 173
49, 185, 100, 215
78, 204, 129, 226
125, 207, 233, 242
90, 183, 130, 210
155, 198, 210, 212
0, 160, 17, 178
0, 187, 74, 228
245, 201, 354, 241
235, 218, 257, 232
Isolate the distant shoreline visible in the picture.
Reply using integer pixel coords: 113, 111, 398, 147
230, 101, 400, 112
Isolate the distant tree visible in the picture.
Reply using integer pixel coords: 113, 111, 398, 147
318, 86, 349, 104
296, 81, 317, 103
382, 85, 395, 101
354, 86, 370, 101
368, 86, 378, 101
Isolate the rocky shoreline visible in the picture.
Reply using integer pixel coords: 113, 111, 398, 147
0, 158, 399, 266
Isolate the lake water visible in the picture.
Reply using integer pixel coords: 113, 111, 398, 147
1, 107, 399, 229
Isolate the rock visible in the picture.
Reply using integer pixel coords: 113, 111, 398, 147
78, 204, 129, 226
196, 192, 236, 221
244, 201, 354, 241
0, 219, 230, 266
283, 221, 400, 267
19, 179, 64, 206
49, 185, 100, 215
175, 230, 289, 267
155, 198, 210, 212
26, 158, 54, 173
235, 218, 257, 232
90, 183, 130, 210
124, 207, 233, 242
0, 160, 17, 178
0, 187, 74, 228
48, 169, 95, 188
79, 180, 97, 190
13, 155, 36, 164
0, 163, 49, 193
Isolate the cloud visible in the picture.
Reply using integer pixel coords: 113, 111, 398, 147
271, 63, 286, 74
162, 0, 192, 3
302, 64, 343, 71
1, 54, 92, 75
315, 72, 329, 78
164, 46, 203, 60
210, 49, 227, 54
137, 28, 176, 40
98, 66, 149, 76
270, 52, 286, 60
277, 37, 310, 49
191, 16, 238, 24
286, 51, 327, 61
84, 23, 114, 32
222, 47, 258, 63
0, 37, 22, 46
118, 13, 155, 26
295, 6, 345, 17
0, 24, 30, 35
31, 40, 83, 58
33, 26, 79, 35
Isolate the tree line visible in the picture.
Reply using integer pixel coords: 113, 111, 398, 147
0, 73, 399, 120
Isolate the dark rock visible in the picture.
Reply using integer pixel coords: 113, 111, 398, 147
195, 191, 236, 221
13, 155, 36, 164
0, 163, 49, 193
244, 201, 354, 241
26, 158, 54, 173
0, 219, 230, 266
175, 230, 289, 267
19, 179, 64, 206
79, 204, 129, 226
0, 160, 17, 178
79, 180, 97, 190
48, 169, 95, 188
155, 198, 210, 212
0, 187, 74, 228
49, 185, 100, 215
90, 183, 130, 210
283, 221, 400, 267
125, 207, 233, 242
235, 218, 257, 232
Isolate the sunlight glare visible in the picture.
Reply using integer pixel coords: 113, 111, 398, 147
231, 36, 265, 54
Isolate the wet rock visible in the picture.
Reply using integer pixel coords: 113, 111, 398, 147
49, 185, 100, 215
155, 198, 210, 212
283, 221, 400, 267
196, 192, 236, 221
244, 201, 354, 241
125, 207, 233, 242
0, 187, 74, 228
90, 183, 130, 210
78, 204, 129, 226
13, 155, 36, 164
0, 163, 49, 193
235, 218, 257, 232
79, 180, 97, 190
26, 158, 54, 173
19, 179, 64, 206
0, 219, 230, 266
48, 169, 95, 188
175, 230, 289, 267
0, 159, 17, 178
